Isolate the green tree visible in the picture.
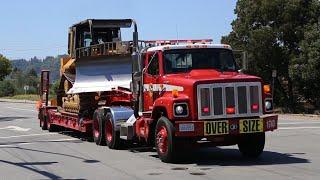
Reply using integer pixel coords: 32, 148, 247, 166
290, 23, 320, 108
0, 54, 12, 81
10, 68, 25, 94
222, 0, 320, 111
0, 80, 16, 97
50, 79, 60, 97
26, 68, 39, 88
27, 68, 38, 77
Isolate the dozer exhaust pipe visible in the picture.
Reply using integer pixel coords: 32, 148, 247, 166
132, 19, 139, 53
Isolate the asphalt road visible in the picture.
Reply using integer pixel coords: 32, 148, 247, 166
0, 101, 320, 180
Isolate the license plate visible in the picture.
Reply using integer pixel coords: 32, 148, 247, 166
204, 120, 229, 136
179, 123, 195, 132
239, 119, 263, 133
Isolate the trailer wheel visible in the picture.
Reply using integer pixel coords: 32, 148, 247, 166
155, 117, 178, 163
105, 113, 121, 149
47, 115, 58, 132
47, 118, 53, 132
238, 132, 265, 158
92, 110, 106, 145
41, 116, 48, 130
39, 112, 42, 127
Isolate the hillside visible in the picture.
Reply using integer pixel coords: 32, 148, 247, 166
10, 55, 67, 83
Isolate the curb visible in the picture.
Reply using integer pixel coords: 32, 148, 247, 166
278, 113, 320, 118
0, 98, 36, 104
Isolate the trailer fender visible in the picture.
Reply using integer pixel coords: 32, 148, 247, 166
100, 106, 134, 131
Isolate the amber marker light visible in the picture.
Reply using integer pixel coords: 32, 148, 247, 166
94, 95, 100, 101
263, 84, 271, 94
172, 89, 179, 98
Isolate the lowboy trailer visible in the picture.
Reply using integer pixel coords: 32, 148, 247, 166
38, 19, 278, 163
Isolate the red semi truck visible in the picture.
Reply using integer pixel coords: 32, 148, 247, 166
38, 19, 278, 163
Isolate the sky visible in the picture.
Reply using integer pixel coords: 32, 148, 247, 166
0, 0, 237, 60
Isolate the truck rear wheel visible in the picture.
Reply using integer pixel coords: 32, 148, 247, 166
155, 117, 179, 163
238, 132, 265, 158
105, 113, 121, 149
92, 110, 106, 145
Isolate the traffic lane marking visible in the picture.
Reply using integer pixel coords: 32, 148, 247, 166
0, 126, 31, 132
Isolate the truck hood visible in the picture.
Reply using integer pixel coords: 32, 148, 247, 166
160, 69, 262, 88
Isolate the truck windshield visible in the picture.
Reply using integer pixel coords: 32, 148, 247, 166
163, 48, 237, 74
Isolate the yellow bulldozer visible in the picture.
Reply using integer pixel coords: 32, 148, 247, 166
56, 19, 136, 115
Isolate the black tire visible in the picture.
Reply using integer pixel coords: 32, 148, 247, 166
105, 113, 121, 149
39, 114, 42, 127
238, 132, 265, 158
155, 117, 179, 163
41, 115, 48, 130
47, 115, 58, 132
92, 109, 106, 146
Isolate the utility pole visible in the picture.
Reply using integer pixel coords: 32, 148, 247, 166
272, 70, 277, 100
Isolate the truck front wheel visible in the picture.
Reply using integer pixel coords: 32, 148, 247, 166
238, 132, 265, 158
155, 117, 178, 163
92, 110, 106, 145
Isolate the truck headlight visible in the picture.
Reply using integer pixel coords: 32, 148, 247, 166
265, 99, 273, 112
173, 103, 189, 117
175, 105, 184, 114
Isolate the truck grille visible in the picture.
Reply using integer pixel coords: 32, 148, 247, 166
197, 82, 262, 119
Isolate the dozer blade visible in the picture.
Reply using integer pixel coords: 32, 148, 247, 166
67, 56, 132, 94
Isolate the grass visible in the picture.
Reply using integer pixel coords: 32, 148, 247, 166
2, 94, 40, 101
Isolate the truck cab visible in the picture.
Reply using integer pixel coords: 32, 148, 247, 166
132, 40, 278, 162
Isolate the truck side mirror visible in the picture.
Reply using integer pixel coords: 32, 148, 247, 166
233, 50, 248, 72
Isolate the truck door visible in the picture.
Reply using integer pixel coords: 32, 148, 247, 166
143, 51, 160, 111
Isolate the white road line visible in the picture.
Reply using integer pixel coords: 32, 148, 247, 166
4, 107, 36, 112
0, 126, 30, 132
37, 138, 79, 142
279, 122, 320, 125
0, 133, 58, 139
0, 138, 78, 147
0, 142, 32, 147
279, 126, 320, 130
